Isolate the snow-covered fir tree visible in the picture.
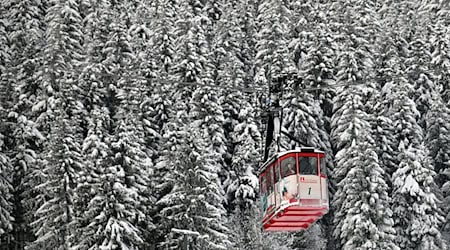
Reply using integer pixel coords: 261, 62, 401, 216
5, 0, 47, 247
392, 142, 446, 249
157, 120, 231, 249
425, 95, 450, 184
0, 4, 13, 243
226, 103, 263, 249
443, 153, 450, 242
330, 3, 399, 246
255, 0, 295, 84
373, 31, 406, 178
27, 0, 86, 248
0, 32, 13, 242
388, 79, 446, 249
27, 105, 82, 250
333, 132, 398, 249
72, 1, 154, 247
0, 126, 13, 243
429, 24, 450, 105
425, 95, 450, 245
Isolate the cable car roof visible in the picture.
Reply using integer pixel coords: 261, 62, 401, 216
258, 147, 325, 174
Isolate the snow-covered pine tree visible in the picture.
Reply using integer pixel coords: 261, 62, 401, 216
27, 104, 83, 250
442, 138, 450, 242
136, 0, 176, 163
73, 3, 153, 247
0, 13, 14, 239
0, 123, 13, 245
289, 1, 337, 124
226, 103, 263, 249
186, 1, 228, 182
429, 20, 450, 106
425, 94, 450, 245
127, 0, 169, 173
392, 142, 446, 249
69, 106, 112, 248
331, 81, 398, 249
172, 0, 207, 83
215, 0, 259, 203
332, 132, 398, 249
173, 4, 231, 243
406, 36, 436, 128
398, 4, 436, 130
69, 4, 117, 245
26, 0, 86, 248
388, 79, 446, 249
7, 0, 46, 103
255, 0, 295, 84
330, 3, 399, 246
4, 0, 47, 247
152, 0, 205, 240
331, 53, 374, 181
157, 119, 231, 249
156, 2, 229, 237
425, 95, 450, 185
111, 76, 155, 249
0, 3, 13, 243
373, 31, 407, 179
151, 0, 177, 74
152, 90, 192, 245
69, 0, 113, 235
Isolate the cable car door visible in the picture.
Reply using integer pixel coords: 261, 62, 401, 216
298, 156, 321, 206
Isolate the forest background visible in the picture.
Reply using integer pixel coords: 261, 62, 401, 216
0, 0, 450, 249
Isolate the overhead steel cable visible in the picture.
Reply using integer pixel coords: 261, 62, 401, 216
82, 72, 370, 97
144, 77, 370, 94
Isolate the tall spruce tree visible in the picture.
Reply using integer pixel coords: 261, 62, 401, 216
388, 79, 446, 249
425, 95, 450, 184
443, 152, 450, 242
27, 0, 86, 248
226, 103, 263, 249
157, 119, 231, 249
0, 124, 13, 243
330, 2, 398, 246
425, 95, 450, 245
0, 3, 13, 243
153, 93, 190, 246
72, 2, 153, 247
255, 0, 294, 84
333, 132, 397, 249
27, 106, 82, 250
5, 0, 47, 247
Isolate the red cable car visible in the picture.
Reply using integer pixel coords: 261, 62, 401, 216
258, 147, 329, 231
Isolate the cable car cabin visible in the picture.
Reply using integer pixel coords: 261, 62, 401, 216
258, 147, 329, 232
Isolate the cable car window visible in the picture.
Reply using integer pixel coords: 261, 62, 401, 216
299, 157, 318, 175
266, 167, 273, 193
260, 174, 267, 194
281, 157, 296, 178
320, 157, 327, 176
274, 162, 281, 183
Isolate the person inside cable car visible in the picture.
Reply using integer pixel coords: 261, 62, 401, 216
299, 157, 318, 175
286, 163, 295, 176
281, 158, 296, 177
281, 158, 296, 201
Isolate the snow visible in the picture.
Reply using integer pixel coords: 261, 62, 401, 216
171, 228, 200, 237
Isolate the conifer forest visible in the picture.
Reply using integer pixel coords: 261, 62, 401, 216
0, 0, 450, 249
